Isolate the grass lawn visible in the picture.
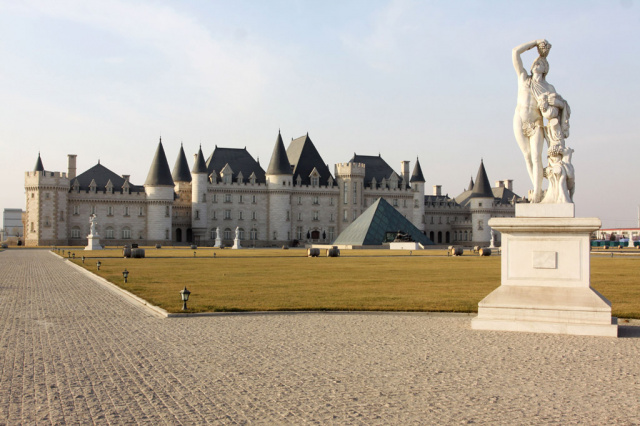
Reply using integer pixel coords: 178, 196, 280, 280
54, 247, 640, 318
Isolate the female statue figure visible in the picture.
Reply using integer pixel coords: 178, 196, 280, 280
513, 39, 569, 203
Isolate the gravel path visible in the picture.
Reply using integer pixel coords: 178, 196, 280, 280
1, 250, 639, 424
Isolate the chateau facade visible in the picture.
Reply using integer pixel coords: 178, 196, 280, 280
24, 132, 521, 247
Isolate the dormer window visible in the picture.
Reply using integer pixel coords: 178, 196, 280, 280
296, 175, 302, 186
236, 171, 244, 184
105, 179, 114, 194
311, 177, 319, 187
89, 179, 97, 194
249, 172, 257, 184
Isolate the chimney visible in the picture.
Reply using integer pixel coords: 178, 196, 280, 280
495, 180, 504, 188
433, 185, 442, 196
504, 180, 513, 190
400, 161, 410, 184
67, 154, 77, 180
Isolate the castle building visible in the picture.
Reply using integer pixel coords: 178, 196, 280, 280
24, 132, 521, 247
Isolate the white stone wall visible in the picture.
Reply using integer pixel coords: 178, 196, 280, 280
145, 186, 173, 242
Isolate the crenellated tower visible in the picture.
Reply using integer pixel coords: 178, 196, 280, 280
265, 131, 293, 244
144, 138, 174, 244
24, 153, 70, 246
335, 161, 366, 233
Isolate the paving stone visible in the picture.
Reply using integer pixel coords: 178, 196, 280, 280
0, 250, 639, 424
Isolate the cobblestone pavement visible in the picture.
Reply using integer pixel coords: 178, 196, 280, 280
1, 250, 639, 424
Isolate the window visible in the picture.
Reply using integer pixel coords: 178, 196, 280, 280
139, 207, 144, 216
212, 211, 217, 220
238, 211, 244, 220
311, 176, 319, 187
105, 227, 114, 239
71, 227, 80, 238
239, 195, 244, 203
330, 213, 334, 222
165, 229, 170, 240
45, 192, 50, 199
313, 196, 319, 205
343, 209, 348, 221
330, 198, 334, 206
224, 210, 231, 220
165, 206, 170, 217
91, 206, 96, 215
73, 205, 79, 215
224, 228, 232, 239
353, 182, 357, 204
60, 210, 64, 221
44, 217, 50, 227
403, 199, 407, 207
212, 194, 218, 203
31, 222, 35, 232
211, 229, 217, 239
224, 194, 232, 203
124, 206, 130, 216
414, 199, 419, 208
296, 226, 303, 240
297, 196, 302, 205
223, 174, 232, 184
313, 211, 319, 221
353, 209, 357, 220
122, 227, 131, 239
238, 228, 245, 240
251, 195, 256, 204
297, 212, 302, 221
479, 202, 483, 207
195, 210, 200, 220
328, 227, 335, 241
344, 183, 348, 204
393, 199, 398, 207
251, 211, 257, 220
107, 206, 113, 216
250, 228, 258, 240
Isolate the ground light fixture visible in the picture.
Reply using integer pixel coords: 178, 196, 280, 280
68, 251, 71, 258
122, 269, 129, 283
82, 256, 85, 264
180, 287, 191, 310
97, 260, 101, 270
194, 251, 196, 257
72, 253, 75, 259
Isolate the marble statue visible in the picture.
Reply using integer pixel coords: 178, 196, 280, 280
513, 39, 574, 204
235, 226, 239, 240
88, 214, 99, 237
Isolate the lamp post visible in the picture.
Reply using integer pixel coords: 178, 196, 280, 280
82, 256, 85, 264
122, 269, 129, 283
68, 251, 71, 258
180, 287, 191, 310
72, 253, 75, 259
97, 260, 101, 270
194, 251, 196, 257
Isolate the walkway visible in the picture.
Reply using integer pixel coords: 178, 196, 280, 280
1, 250, 639, 424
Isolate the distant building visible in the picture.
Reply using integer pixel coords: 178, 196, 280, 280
2, 208, 24, 242
595, 228, 640, 243
24, 132, 522, 247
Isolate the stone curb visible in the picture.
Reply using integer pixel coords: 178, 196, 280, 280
50, 251, 169, 318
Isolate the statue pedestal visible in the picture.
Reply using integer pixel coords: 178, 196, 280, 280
472, 205, 617, 337
232, 238, 241, 249
214, 237, 222, 248
85, 235, 103, 251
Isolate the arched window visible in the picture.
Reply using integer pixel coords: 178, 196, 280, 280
464, 231, 468, 241
105, 227, 114, 239
224, 228, 232, 240
210, 229, 216, 239
437, 231, 442, 244
429, 231, 434, 242
250, 228, 258, 240
445, 231, 450, 244
238, 228, 245, 240
71, 226, 81, 239
122, 227, 131, 239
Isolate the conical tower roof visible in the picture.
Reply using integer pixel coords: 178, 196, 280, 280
34, 152, 44, 172
144, 138, 174, 186
333, 197, 433, 246
266, 131, 292, 175
192, 145, 208, 174
410, 157, 425, 183
467, 176, 474, 191
172, 144, 192, 182
470, 160, 493, 198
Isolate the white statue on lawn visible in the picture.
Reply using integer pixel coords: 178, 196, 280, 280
88, 214, 99, 237
513, 39, 574, 204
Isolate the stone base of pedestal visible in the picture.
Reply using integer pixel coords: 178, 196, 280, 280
85, 235, 103, 251
474, 212, 617, 337
232, 239, 241, 249
472, 286, 618, 337
214, 238, 222, 248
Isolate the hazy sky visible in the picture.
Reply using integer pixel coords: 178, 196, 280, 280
1, 0, 638, 228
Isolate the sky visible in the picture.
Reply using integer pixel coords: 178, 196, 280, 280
1, 0, 639, 228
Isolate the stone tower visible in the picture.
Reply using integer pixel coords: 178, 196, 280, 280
24, 153, 70, 246
143, 139, 174, 244
265, 131, 292, 244
171, 144, 193, 244
190, 145, 208, 245
410, 157, 426, 231
468, 160, 494, 245
334, 161, 366, 233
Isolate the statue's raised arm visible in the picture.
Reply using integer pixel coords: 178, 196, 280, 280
513, 39, 548, 79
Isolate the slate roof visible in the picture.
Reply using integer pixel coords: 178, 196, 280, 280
34, 153, 44, 172
333, 197, 433, 246
171, 144, 192, 182
266, 131, 292, 175
144, 140, 174, 186
350, 154, 398, 188
286, 133, 335, 186
410, 158, 425, 183
206, 147, 266, 183
469, 160, 494, 199
192, 145, 208, 174
72, 162, 144, 193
